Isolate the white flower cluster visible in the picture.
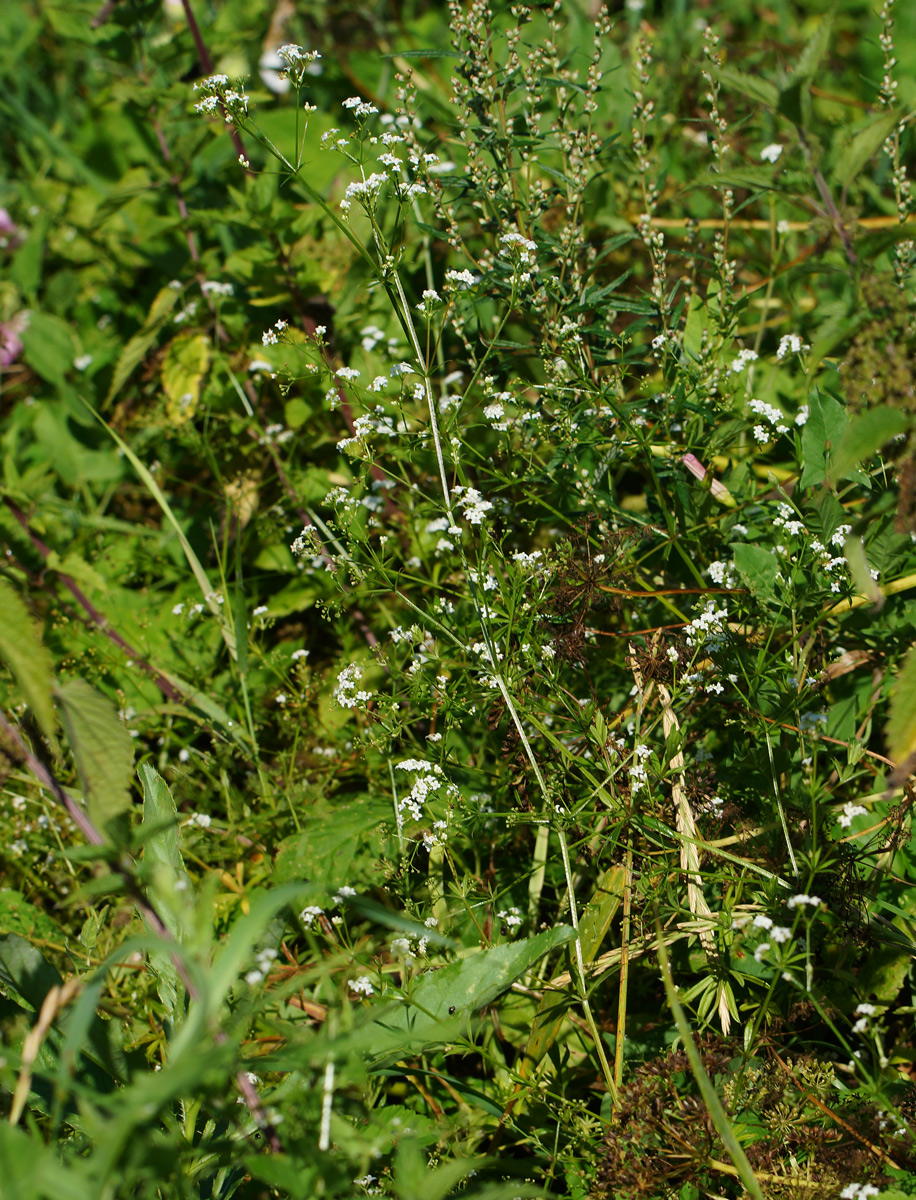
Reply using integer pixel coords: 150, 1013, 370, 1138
394, 758, 459, 823
445, 268, 479, 290
837, 801, 867, 829
498, 906, 523, 930
787, 893, 823, 909
840, 1186, 879, 1199
390, 934, 429, 965
629, 743, 652, 796
498, 231, 538, 265
760, 143, 783, 163
343, 95, 379, 118
245, 946, 278, 985
262, 318, 288, 346
773, 502, 805, 537
340, 173, 387, 216
684, 601, 729, 651
707, 559, 737, 588
337, 406, 397, 452
729, 348, 758, 373
852, 1002, 877, 1034
334, 664, 374, 709
290, 526, 321, 557
512, 549, 545, 573
455, 486, 494, 525
192, 74, 249, 122
777, 333, 809, 359
272, 43, 321, 88
348, 976, 374, 996
748, 398, 789, 443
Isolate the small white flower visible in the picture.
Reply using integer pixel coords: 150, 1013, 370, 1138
334, 664, 374, 709
729, 348, 758, 373
837, 801, 867, 829
348, 976, 374, 996
760, 144, 783, 163
777, 333, 808, 359
787, 893, 823, 909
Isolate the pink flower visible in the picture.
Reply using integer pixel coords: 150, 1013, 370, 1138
0, 313, 28, 368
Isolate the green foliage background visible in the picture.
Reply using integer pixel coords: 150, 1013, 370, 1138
4, 0, 916, 1197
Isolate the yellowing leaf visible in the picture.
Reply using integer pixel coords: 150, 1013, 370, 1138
162, 333, 210, 424
887, 644, 916, 766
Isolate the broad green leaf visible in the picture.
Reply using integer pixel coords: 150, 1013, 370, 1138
829, 405, 909, 483
0, 933, 64, 1011
800, 391, 848, 487
0, 890, 64, 943
0, 578, 57, 741
56, 678, 134, 838
45, 550, 109, 597
683, 294, 710, 359
162, 332, 210, 424
20, 310, 79, 385
710, 66, 778, 109
836, 109, 905, 191
274, 795, 392, 894
105, 285, 180, 405
731, 542, 780, 603
364, 925, 576, 1066
887, 643, 916, 765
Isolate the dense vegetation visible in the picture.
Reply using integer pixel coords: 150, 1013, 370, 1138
4, 0, 916, 1196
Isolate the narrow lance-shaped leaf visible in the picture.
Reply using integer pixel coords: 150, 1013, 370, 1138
0, 578, 57, 742
836, 108, 905, 192
655, 914, 765, 1200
